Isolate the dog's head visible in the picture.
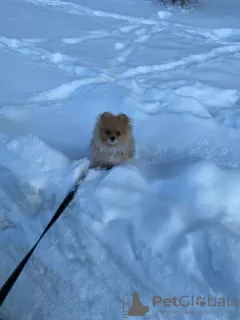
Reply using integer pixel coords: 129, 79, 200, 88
96, 112, 132, 145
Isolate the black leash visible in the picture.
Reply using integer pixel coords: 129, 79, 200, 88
0, 168, 88, 307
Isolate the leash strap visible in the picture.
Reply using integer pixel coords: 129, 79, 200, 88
0, 169, 88, 307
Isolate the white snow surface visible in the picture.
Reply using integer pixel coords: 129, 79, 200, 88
1, 0, 240, 319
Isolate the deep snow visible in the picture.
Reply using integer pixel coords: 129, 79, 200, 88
1, 0, 240, 319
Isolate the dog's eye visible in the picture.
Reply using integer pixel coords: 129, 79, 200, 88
116, 131, 121, 137
105, 130, 111, 135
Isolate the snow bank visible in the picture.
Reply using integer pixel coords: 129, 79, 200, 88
2, 139, 240, 320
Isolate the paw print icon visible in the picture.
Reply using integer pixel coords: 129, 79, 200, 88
196, 296, 206, 307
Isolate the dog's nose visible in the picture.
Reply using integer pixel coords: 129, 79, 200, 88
110, 136, 115, 142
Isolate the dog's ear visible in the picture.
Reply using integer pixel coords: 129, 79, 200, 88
117, 113, 130, 124
100, 112, 112, 119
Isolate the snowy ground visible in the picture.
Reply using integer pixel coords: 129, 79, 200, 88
1, 0, 240, 319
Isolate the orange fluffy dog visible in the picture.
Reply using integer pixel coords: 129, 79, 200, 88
90, 112, 135, 169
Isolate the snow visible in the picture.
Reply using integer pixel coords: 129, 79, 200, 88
1, 0, 240, 319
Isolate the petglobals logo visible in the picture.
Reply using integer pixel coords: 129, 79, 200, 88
152, 295, 240, 308
120, 292, 240, 318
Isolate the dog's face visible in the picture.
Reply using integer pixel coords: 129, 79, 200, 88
97, 112, 132, 145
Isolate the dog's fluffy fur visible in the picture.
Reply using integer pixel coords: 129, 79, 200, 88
90, 112, 135, 169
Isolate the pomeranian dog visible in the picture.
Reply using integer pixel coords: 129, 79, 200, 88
90, 112, 135, 169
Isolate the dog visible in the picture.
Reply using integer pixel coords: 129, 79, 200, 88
90, 112, 135, 169
128, 292, 149, 316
